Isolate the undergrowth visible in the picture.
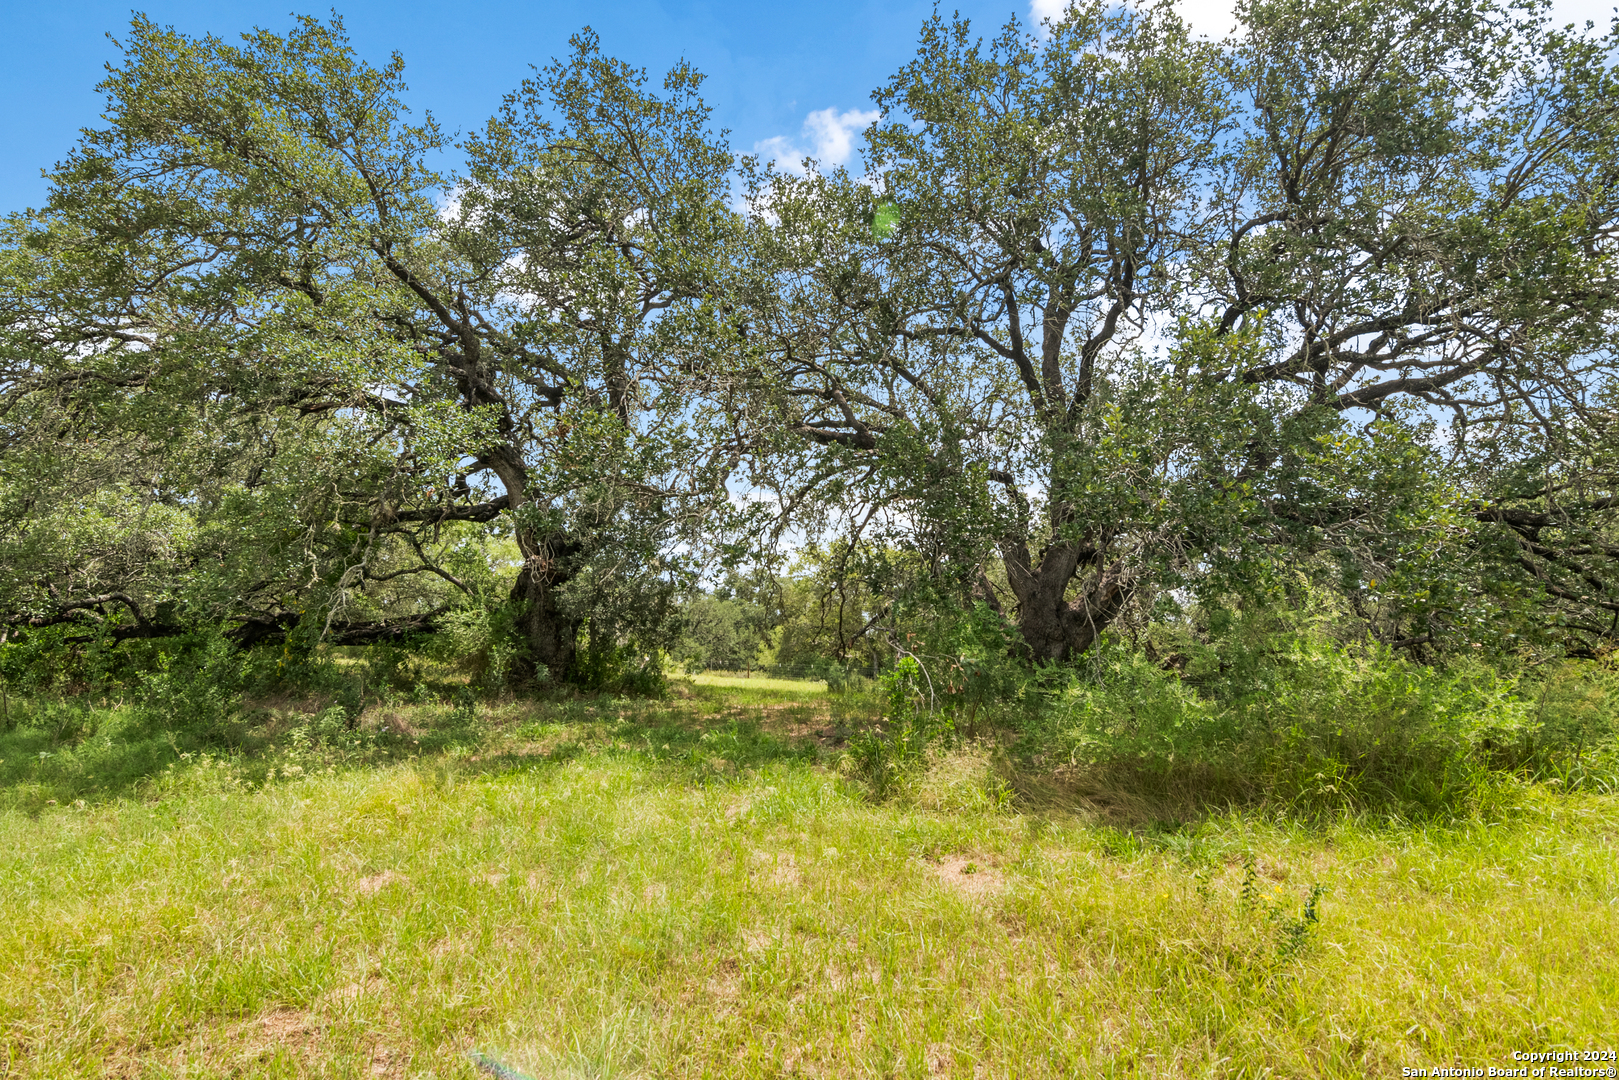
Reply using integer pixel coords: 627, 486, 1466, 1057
840, 606, 1619, 821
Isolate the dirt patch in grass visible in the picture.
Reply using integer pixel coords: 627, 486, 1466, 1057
258, 1007, 320, 1043
354, 869, 407, 897
933, 855, 1004, 900
366, 1045, 409, 1078
741, 926, 778, 954
115, 1007, 330, 1077
705, 957, 743, 1002
749, 849, 801, 887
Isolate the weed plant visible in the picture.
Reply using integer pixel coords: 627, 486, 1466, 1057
845, 658, 956, 799
826, 606, 1618, 820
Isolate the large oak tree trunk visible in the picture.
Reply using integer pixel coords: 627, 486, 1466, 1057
1001, 537, 1133, 662
509, 529, 582, 686
484, 447, 583, 686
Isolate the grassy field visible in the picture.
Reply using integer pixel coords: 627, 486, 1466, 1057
687, 673, 829, 695
1, 675, 1615, 1078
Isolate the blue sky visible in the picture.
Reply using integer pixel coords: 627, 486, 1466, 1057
4, 0, 1613, 214
0, 0, 1016, 214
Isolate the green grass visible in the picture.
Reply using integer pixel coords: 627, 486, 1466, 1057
1, 679, 1615, 1077
689, 672, 829, 695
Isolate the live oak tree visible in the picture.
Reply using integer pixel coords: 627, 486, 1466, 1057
0, 17, 742, 680
743, 0, 1239, 662
454, 40, 746, 675
740, 0, 1619, 661
1208, 0, 1619, 654
5, 0, 1617, 683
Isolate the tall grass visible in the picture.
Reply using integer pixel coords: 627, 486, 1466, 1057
1, 682, 1614, 1077
2, 615, 1616, 1074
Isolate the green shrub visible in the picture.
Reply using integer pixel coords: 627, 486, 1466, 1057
570, 639, 666, 696
811, 657, 872, 694
1021, 622, 1617, 818
845, 657, 954, 799
9, 695, 104, 746
1507, 660, 1619, 787
433, 600, 532, 693
135, 632, 252, 741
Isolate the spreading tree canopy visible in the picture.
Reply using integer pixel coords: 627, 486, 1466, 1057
2, 0, 1617, 677
0, 17, 742, 680
739, 0, 1619, 659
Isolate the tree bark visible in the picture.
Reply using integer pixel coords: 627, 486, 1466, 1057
1001, 538, 1133, 662
479, 442, 584, 686
508, 530, 582, 685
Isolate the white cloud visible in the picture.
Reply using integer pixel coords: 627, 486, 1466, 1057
1029, 0, 1068, 27
436, 183, 464, 222
1030, 0, 1236, 38
1172, 0, 1240, 38
753, 106, 881, 176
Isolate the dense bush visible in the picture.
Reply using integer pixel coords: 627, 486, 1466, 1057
433, 601, 533, 692
827, 593, 1618, 818
5, 567, 1616, 823
1017, 624, 1618, 817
